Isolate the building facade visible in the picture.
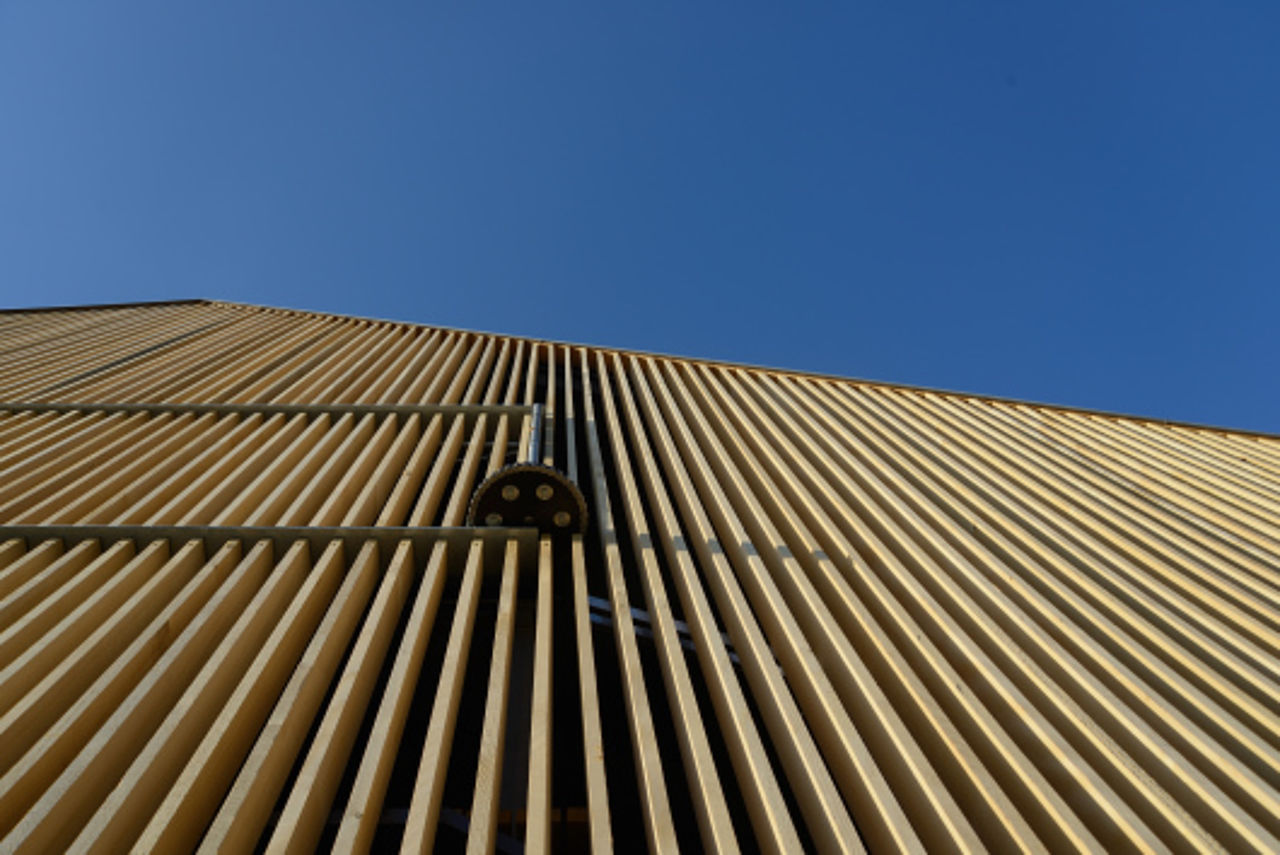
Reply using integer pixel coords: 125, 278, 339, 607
0, 299, 1277, 853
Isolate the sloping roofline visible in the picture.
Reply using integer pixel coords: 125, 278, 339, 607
4, 296, 1278, 442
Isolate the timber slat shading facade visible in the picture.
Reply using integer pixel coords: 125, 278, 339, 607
0, 298, 1277, 853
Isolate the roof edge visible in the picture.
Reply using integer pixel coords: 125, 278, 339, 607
205, 299, 1280, 442
14, 297, 1278, 443
207, 299, 1280, 442
0, 298, 212, 315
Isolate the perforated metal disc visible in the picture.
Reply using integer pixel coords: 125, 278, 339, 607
466, 462, 588, 534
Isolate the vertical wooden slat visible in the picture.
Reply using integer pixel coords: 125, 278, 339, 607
705, 366, 1046, 852
525, 536, 555, 855
678, 361, 978, 852
0, 542, 202, 775
113, 414, 267, 524
263, 541, 416, 855
595, 352, 739, 853
465, 539, 521, 855
400, 539, 487, 854
0, 539, 62, 602
631, 357, 865, 855
565, 348, 613, 854
334, 541, 451, 854
0, 541, 147, 680
611, 355, 804, 855
69, 540, 316, 853
1, 540, 264, 852
748, 373, 1179, 850
580, 351, 679, 853
145, 540, 381, 853
0, 540, 101, 628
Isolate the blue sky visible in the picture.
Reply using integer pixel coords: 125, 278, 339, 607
1, 2, 1277, 432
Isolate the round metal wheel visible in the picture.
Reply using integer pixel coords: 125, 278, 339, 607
466, 462, 588, 534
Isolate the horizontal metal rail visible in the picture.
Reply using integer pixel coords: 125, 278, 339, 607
0, 401, 533, 429
0, 524, 538, 577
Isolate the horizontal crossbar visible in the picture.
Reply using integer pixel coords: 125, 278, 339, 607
0, 524, 539, 578
0, 401, 533, 429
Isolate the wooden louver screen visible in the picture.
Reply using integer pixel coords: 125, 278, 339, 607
0, 300, 1278, 853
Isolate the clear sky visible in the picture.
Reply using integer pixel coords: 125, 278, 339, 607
1, 3, 1277, 432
